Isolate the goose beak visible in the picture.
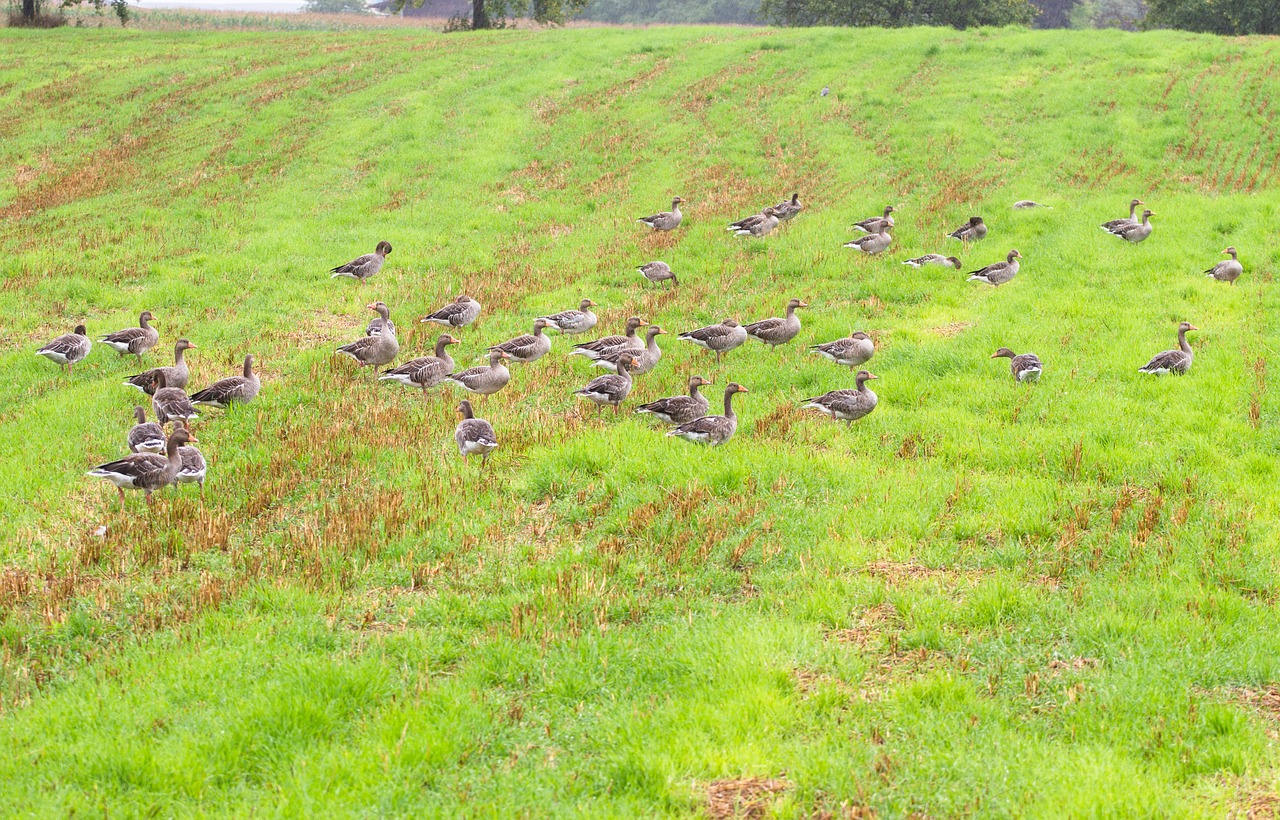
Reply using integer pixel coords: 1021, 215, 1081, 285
186, 434, 199, 443
638, 320, 650, 327
798, 301, 809, 308
989, 352, 1000, 359
1188, 324, 1199, 331
738, 386, 749, 393
656, 328, 668, 334
187, 343, 197, 349
866, 373, 879, 380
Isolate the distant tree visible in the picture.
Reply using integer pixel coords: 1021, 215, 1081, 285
580, 0, 759, 24
304, 0, 369, 12
1144, 0, 1276, 33
1030, 0, 1078, 27
396, 0, 588, 27
759, 0, 1035, 28
1070, 0, 1145, 28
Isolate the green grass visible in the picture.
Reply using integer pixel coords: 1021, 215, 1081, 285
1, 22, 1280, 816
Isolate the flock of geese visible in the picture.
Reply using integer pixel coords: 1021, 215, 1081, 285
34, 192, 1244, 507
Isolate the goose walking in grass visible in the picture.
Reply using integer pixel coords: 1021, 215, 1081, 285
337, 309, 400, 372
379, 334, 458, 398
636, 375, 713, 424
1108, 209, 1154, 244
678, 318, 748, 364
330, 241, 392, 285
774, 193, 803, 222
152, 371, 199, 429
127, 406, 166, 454
637, 197, 684, 231
949, 216, 987, 244
454, 400, 498, 466
88, 427, 195, 509
811, 332, 875, 369
569, 317, 647, 361
745, 298, 807, 348
421, 295, 482, 329
668, 382, 747, 446
1139, 322, 1197, 375
190, 354, 260, 409
637, 261, 678, 287
902, 254, 961, 269
488, 319, 552, 364
124, 339, 195, 395
101, 311, 159, 362
365, 301, 395, 337
802, 371, 879, 425
990, 348, 1043, 382
444, 349, 511, 396
730, 207, 780, 238
853, 206, 895, 234
967, 249, 1022, 286
574, 354, 639, 416
1205, 247, 1243, 284
844, 226, 892, 255
36, 323, 91, 375
177, 444, 207, 498
592, 325, 665, 375
1013, 200, 1051, 209
537, 299, 598, 335
1101, 199, 1143, 234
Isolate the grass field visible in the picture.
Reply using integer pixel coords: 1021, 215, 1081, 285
2, 22, 1280, 816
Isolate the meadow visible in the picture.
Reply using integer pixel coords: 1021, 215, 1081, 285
1, 21, 1280, 817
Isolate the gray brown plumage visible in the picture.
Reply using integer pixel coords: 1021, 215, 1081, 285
802, 371, 879, 425
190, 354, 260, 409
1013, 200, 1051, 209
421, 295, 482, 329
575, 354, 639, 415
127, 406, 166, 454
1205, 247, 1242, 284
1139, 322, 1197, 375
366, 301, 395, 337
667, 383, 747, 446
592, 326, 665, 375
379, 334, 458, 396
811, 332, 875, 369
745, 299, 807, 348
455, 400, 498, 466
330, 241, 392, 284
36, 324, 91, 374
774, 193, 803, 221
853, 206, 895, 234
1101, 199, 1143, 234
637, 197, 684, 231
967, 249, 1022, 286
88, 427, 196, 508
730, 207, 780, 238
678, 318, 748, 364
636, 375, 712, 424
100, 311, 159, 361
177, 445, 207, 496
488, 319, 552, 363
337, 308, 400, 370
991, 348, 1043, 382
151, 371, 199, 428
903, 255, 961, 269
949, 216, 987, 243
637, 261, 677, 287
124, 339, 196, 395
1109, 209, 1154, 243
444, 349, 511, 396
537, 299, 598, 335
569, 317, 648, 360
844, 227, 892, 255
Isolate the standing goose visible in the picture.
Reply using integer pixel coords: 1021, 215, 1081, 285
844, 226, 892, 255
421, 295, 482, 329
365, 301, 395, 337
1101, 199, 1144, 234
990, 348, 1043, 382
637, 261, 678, 287
593, 326, 665, 375
330, 241, 392, 285
745, 298, 807, 348
36, 324, 91, 374
949, 216, 988, 244
444, 349, 511, 396
774, 193, 803, 222
636, 375, 712, 424
811, 332, 875, 369
902, 255, 961, 269
190, 354, 261, 409
802, 371, 879, 425
668, 383, 748, 446
488, 319, 553, 364
127, 406, 166, 454
379, 334, 458, 397
151, 371, 199, 429
1205, 247, 1242, 284
1139, 322, 1197, 375
337, 318, 400, 372
454, 400, 498, 466
88, 427, 196, 508
1109, 209, 1154, 244
574, 354, 639, 416
537, 299, 598, 335
124, 339, 196, 395
853, 206, 896, 234
678, 318, 748, 364
967, 249, 1023, 286
177, 444, 207, 497
569, 317, 648, 361
736, 207, 781, 238
100, 311, 159, 362
637, 197, 684, 232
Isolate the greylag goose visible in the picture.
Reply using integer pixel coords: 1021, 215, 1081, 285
637, 197, 684, 231
1013, 200, 1051, 209
774, 193, 803, 221
124, 338, 195, 395
1139, 322, 1197, 375
574, 354, 639, 415
1101, 199, 1143, 234
569, 316, 648, 360
1205, 247, 1242, 284
330, 241, 392, 284
678, 318, 748, 364
811, 332, 875, 369
151, 371, 199, 428
745, 298, 807, 348
967, 249, 1022, 286
421, 295, 482, 329
488, 319, 552, 363
636, 375, 712, 424
949, 217, 987, 244
101, 311, 159, 362
668, 383, 747, 446
853, 206, 895, 234
537, 299, 597, 335
844, 227, 892, 255
637, 261, 678, 287
733, 207, 780, 238
444, 349, 511, 396
1109, 210, 1154, 243
337, 320, 400, 371
454, 400, 498, 466
902, 255, 961, 269
88, 427, 195, 508
127, 406, 166, 454
190, 354, 260, 409
177, 445, 207, 497
379, 334, 458, 396
592, 325, 665, 375
802, 371, 879, 425
36, 324, 91, 374
990, 348, 1043, 382
365, 301, 395, 337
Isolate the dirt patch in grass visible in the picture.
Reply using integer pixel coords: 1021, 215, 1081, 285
707, 777, 790, 819
831, 603, 902, 648
927, 321, 972, 338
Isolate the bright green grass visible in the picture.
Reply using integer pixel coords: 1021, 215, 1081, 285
2, 23, 1280, 816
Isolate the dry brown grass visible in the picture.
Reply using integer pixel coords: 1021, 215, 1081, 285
706, 777, 790, 820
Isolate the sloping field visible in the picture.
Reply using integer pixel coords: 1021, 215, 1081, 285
1, 23, 1280, 816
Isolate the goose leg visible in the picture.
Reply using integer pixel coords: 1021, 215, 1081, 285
117, 487, 126, 509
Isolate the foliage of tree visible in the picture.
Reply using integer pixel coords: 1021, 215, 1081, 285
1069, 0, 1146, 28
579, 0, 758, 25
1030, 0, 1077, 27
398, 0, 588, 28
759, 0, 1036, 28
1143, 0, 1276, 34
303, 0, 370, 13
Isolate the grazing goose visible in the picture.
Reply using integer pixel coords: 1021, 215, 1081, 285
678, 318, 748, 364
574, 354, 639, 416
949, 216, 988, 243
811, 332, 875, 369
903, 255, 961, 269
990, 348, 1043, 382
1139, 322, 1197, 375
537, 299, 598, 335
637, 197, 684, 231
745, 298, 807, 348
569, 316, 648, 360
421, 295, 482, 329
365, 301, 395, 337
151, 371, 199, 429
967, 249, 1022, 286
733, 207, 780, 238
454, 400, 498, 466
636, 375, 712, 424
488, 319, 553, 364
668, 382, 747, 446
88, 427, 195, 508
444, 349, 511, 396
337, 318, 400, 371
1101, 199, 1144, 233
853, 206, 895, 234
844, 227, 892, 255
1013, 200, 1051, 209
1205, 247, 1242, 284
592, 326, 665, 375
100, 311, 159, 362
127, 406, 166, 454
774, 193, 803, 222
330, 241, 392, 284
124, 338, 196, 395
1109, 209, 1154, 243
802, 371, 879, 425
177, 445, 207, 497
637, 261, 678, 287
36, 324, 91, 374
379, 334, 458, 396
190, 354, 260, 409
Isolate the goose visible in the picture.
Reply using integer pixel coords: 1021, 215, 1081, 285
444, 349, 511, 396
1139, 322, 1197, 375
151, 371, 199, 429
733, 207, 780, 238
949, 216, 987, 243
88, 426, 196, 508
636, 375, 712, 424
802, 371, 879, 425
902, 255, 961, 269
637, 197, 684, 231
1205, 247, 1242, 284
990, 348, 1043, 382
337, 318, 400, 371
537, 299, 598, 335
853, 206, 895, 234
421, 295, 482, 329
124, 339, 196, 395
190, 354, 260, 409
637, 261, 678, 287
1109, 209, 1154, 243
330, 240, 392, 284
1101, 199, 1143, 233
127, 406, 166, 454
967, 249, 1022, 286
745, 298, 807, 348
569, 316, 648, 360
678, 318, 748, 364
592, 326, 665, 374
379, 334, 458, 396
454, 400, 498, 466
35, 323, 91, 374
811, 332, 875, 369
668, 383, 747, 446
177, 445, 207, 497
1013, 200, 1051, 209
574, 354, 639, 415
100, 311, 159, 362
488, 319, 552, 364
774, 193, 803, 222
365, 301, 395, 337
844, 227, 892, 255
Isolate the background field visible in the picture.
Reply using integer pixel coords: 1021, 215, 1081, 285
2, 23, 1280, 817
